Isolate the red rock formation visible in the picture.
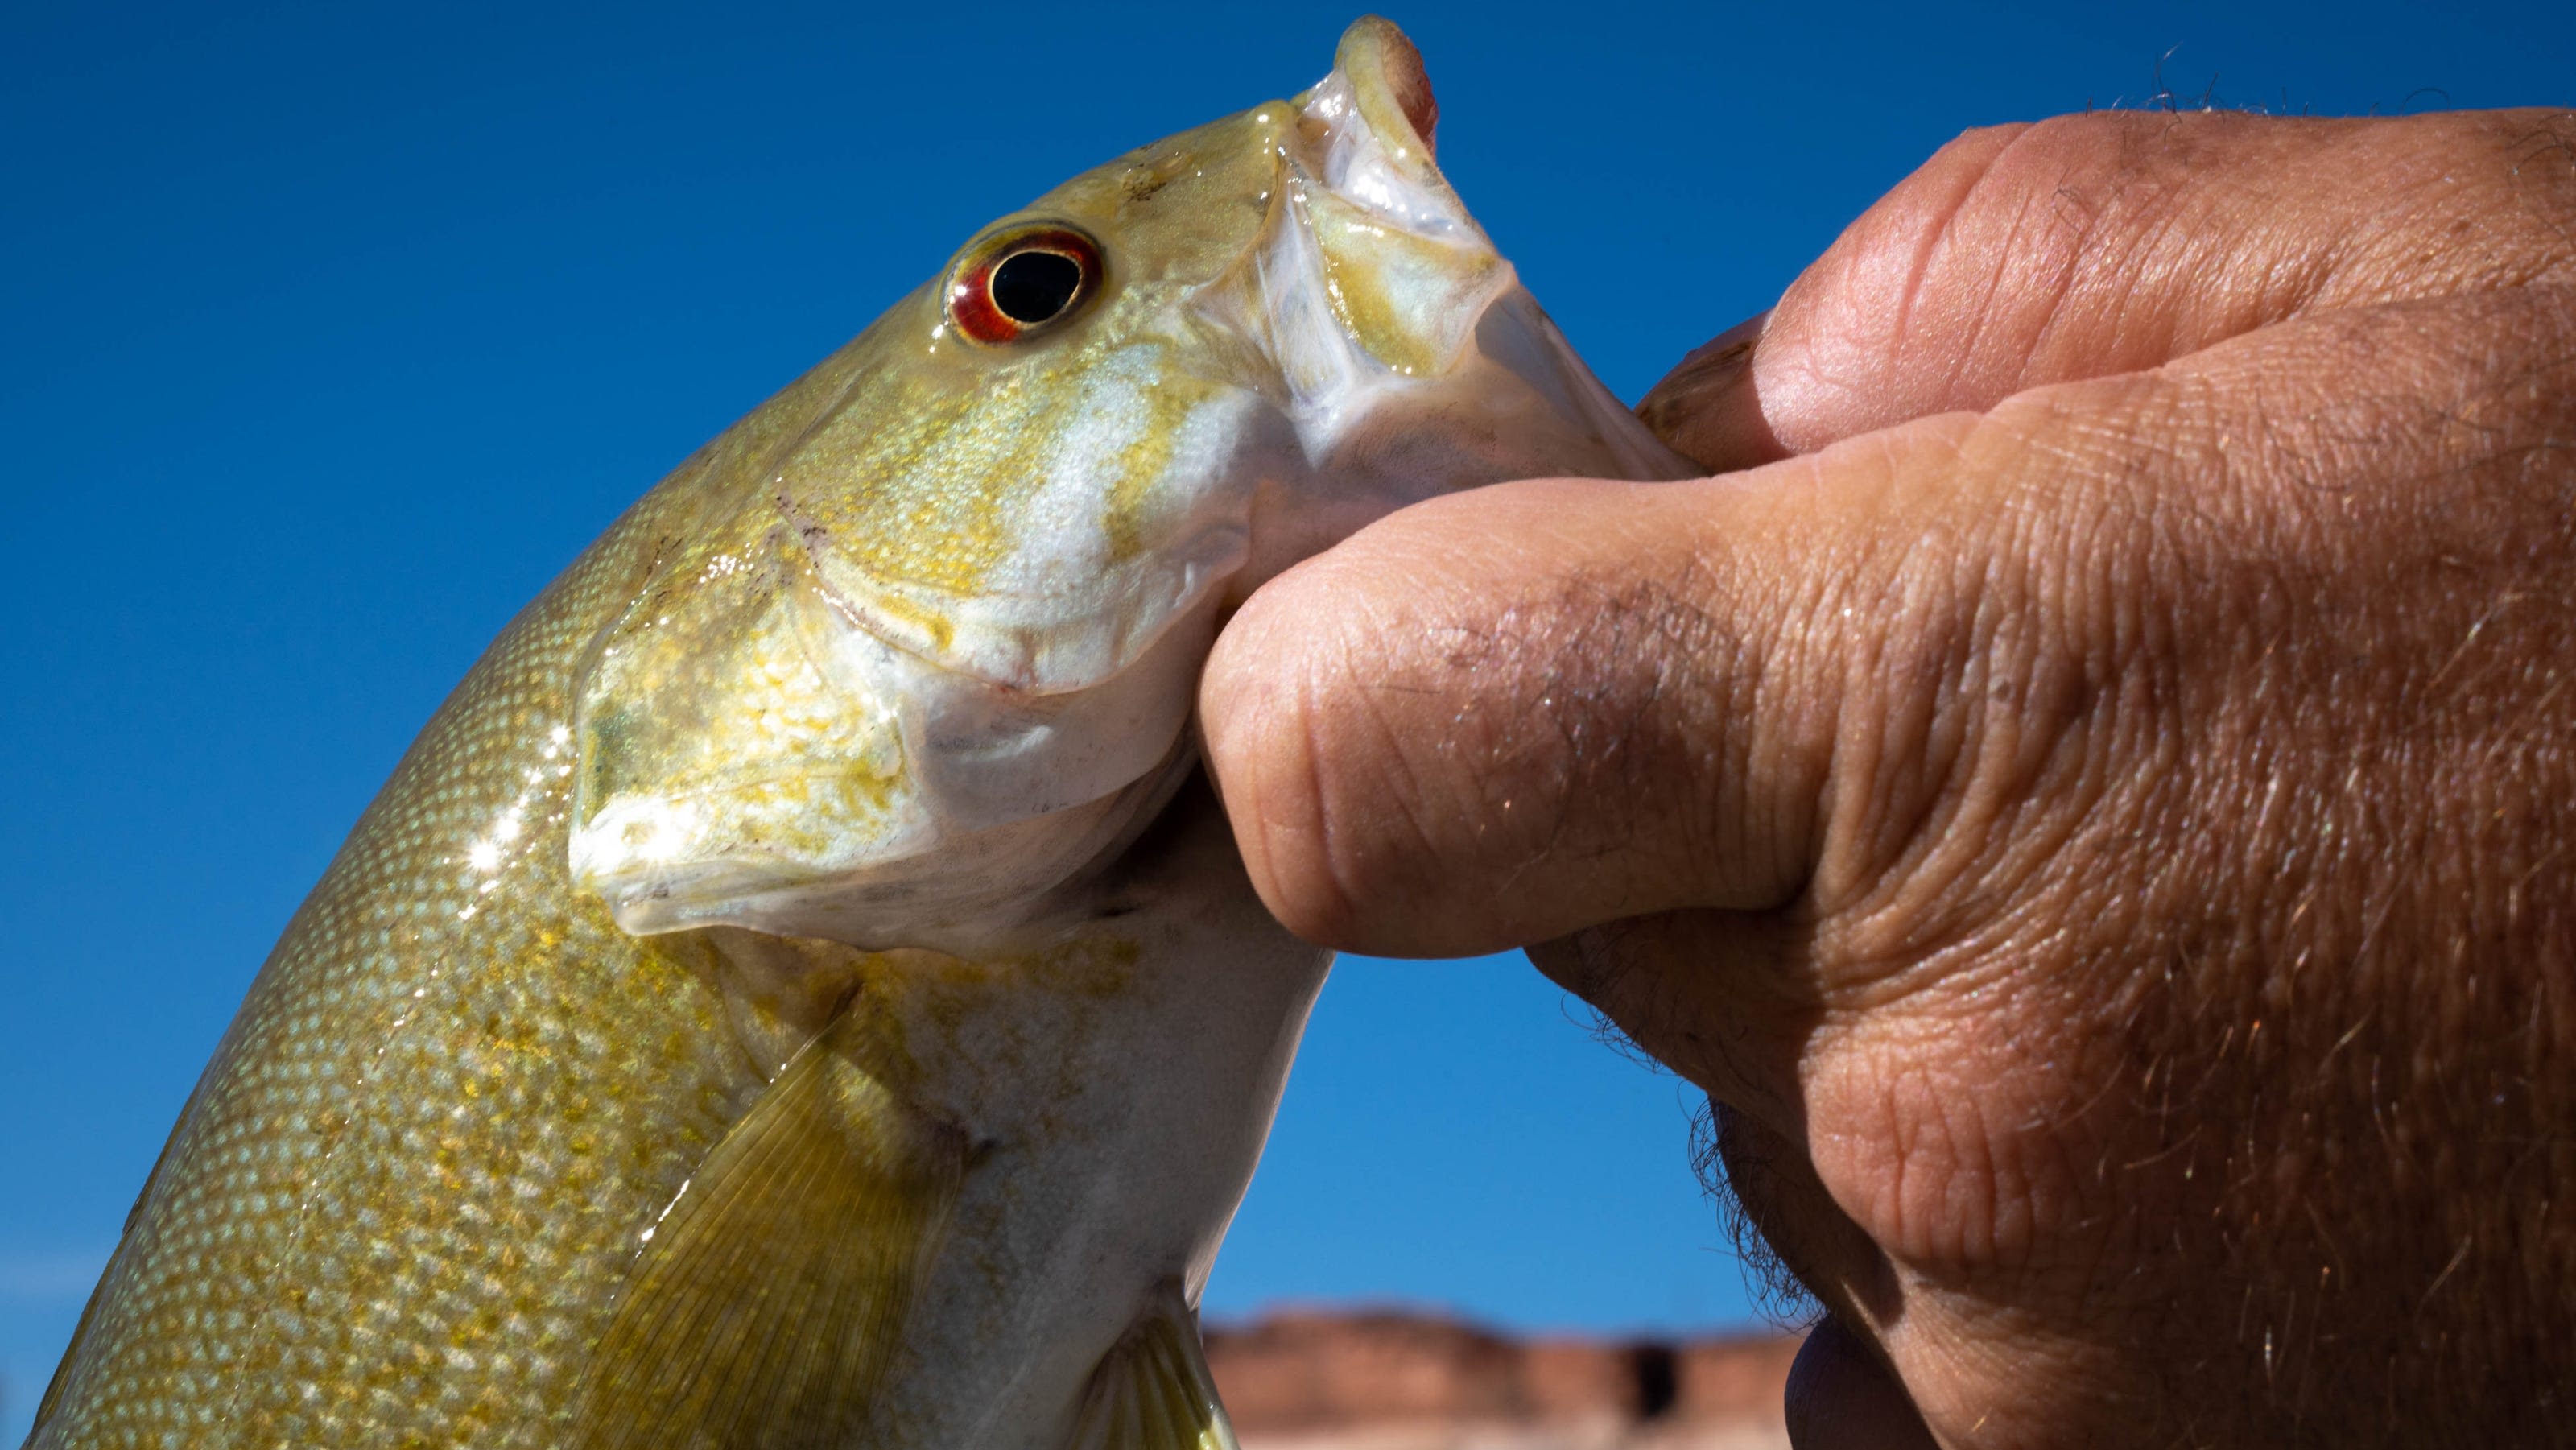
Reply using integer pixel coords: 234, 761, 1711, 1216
1204, 1307, 1801, 1449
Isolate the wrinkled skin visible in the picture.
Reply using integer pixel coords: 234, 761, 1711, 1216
1204, 109, 2576, 1448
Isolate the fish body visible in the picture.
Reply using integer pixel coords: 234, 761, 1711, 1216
31, 19, 1689, 1450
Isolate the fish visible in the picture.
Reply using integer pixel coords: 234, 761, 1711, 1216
27, 17, 1690, 1450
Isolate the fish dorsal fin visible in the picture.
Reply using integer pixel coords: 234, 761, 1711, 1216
1065, 1284, 1243, 1450
572, 1012, 966, 1450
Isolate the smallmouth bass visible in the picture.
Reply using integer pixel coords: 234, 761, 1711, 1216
31, 18, 1689, 1450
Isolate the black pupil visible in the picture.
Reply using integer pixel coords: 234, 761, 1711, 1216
990, 250, 1084, 324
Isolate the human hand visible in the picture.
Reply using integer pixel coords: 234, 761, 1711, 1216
1200, 109, 2576, 1447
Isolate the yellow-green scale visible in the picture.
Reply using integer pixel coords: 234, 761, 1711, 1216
31, 353, 865, 1449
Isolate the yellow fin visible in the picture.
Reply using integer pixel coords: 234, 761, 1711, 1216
1066, 1284, 1243, 1450
572, 1013, 965, 1450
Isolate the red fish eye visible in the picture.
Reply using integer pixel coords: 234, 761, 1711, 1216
947, 227, 1103, 345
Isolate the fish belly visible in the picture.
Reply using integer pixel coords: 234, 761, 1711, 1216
863, 795, 1331, 1448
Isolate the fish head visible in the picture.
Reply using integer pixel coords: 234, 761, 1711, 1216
568, 16, 1689, 950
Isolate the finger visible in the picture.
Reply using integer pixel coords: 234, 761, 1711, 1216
1198, 413, 1976, 958
1640, 108, 2576, 470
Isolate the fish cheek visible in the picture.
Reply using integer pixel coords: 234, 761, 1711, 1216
568, 524, 930, 925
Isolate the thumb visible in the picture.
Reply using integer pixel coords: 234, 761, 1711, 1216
1640, 109, 2576, 471
1197, 423, 1962, 957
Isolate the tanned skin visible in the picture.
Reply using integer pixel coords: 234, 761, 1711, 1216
1200, 110, 2576, 1448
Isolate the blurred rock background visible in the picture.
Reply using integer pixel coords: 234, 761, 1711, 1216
1208, 1310, 1802, 1450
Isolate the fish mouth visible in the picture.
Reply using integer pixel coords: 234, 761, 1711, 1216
1272, 18, 1513, 382
1175, 20, 1514, 415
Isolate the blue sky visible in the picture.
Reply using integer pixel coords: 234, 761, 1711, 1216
2, 0, 2566, 1436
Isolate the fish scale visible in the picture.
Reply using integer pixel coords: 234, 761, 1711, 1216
39, 489, 771, 1445
31, 19, 1693, 1450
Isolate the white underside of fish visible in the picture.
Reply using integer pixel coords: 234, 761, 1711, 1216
844, 797, 1326, 1448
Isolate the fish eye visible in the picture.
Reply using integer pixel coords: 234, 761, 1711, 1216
947, 226, 1103, 345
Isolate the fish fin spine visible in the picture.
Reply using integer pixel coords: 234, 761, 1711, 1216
1065, 1283, 1243, 1450
568, 1012, 965, 1450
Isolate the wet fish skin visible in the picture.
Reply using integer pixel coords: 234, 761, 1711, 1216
30, 403, 810, 1448
31, 18, 1690, 1450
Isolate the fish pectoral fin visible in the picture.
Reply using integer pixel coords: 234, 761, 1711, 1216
1065, 1284, 1244, 1450
572, 1013, 966, 1450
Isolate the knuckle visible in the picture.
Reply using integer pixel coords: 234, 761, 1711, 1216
2334, 109, 2576, 295
1802, 395, 2186, 1002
